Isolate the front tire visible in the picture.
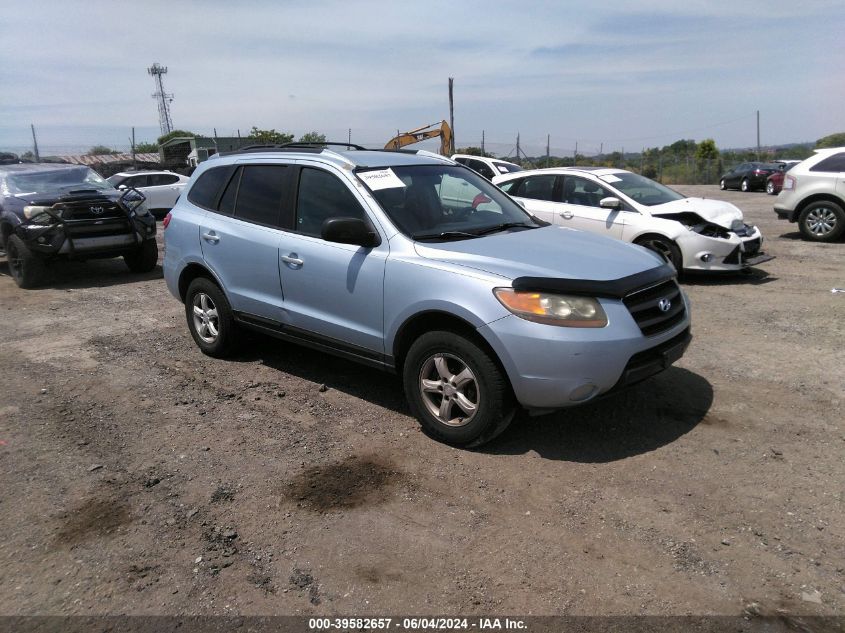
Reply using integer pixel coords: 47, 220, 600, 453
766, 180, 776, 195
403, 331, 515, 447
740, 179, 750, 192
798, 201, 845, 242
5, 234, 46, 289
124, 239, 158, 273
185, 277, 237, 357
634, 235, 683, 273
719, 179, 727, 190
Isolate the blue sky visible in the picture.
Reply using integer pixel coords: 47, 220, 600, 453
1, 0, 842, 156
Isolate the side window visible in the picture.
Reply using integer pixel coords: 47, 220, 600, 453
217, 167, 241, 216
296, 168, 367, 237
187, 166, 235, 209
468, 159, 495, 179
128, 175, 151, 188
810, 153, 845, 172
234, 165, 287, 227
497, 178, 522, 194
562, 176, 612, 207
151, 173, 180, 186
514, 175, 557, 201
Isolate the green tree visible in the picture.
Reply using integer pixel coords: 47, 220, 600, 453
695, 139, 719, 162
299, 131, 326, 143
88, 145, 115, 155
157, 130, 197, 145
247, 127, 294, 144
135, 142, 159, 153
455, 146, 493, 157
815, 132, 845, 148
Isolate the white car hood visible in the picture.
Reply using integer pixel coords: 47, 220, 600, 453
650, 197, 743, 228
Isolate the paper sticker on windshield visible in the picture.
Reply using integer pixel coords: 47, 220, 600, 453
358, 169, 406, 191
598, 174, 622, 183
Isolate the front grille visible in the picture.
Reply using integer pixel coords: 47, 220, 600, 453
59, 200, 125, 221
623, 279, 686, 337
64, 218, 132, 239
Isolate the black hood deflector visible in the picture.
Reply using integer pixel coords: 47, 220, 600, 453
512, 263, 676, 299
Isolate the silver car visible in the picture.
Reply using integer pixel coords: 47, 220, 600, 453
163, 144, 691, 446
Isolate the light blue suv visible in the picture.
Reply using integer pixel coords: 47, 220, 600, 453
163, 143, 691, 446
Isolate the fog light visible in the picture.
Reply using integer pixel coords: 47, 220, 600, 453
569, 383, 598, 402
37, 237, 46, 244
700, 253, 714, 262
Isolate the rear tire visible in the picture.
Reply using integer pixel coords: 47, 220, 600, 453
5, 234, 46, 289
740, 178, 750, 192
185, 277, 237, 357
124, 239, 158, 273
798, 201, 845, 242
634, 235, 683, 274
403, 331, 515, 448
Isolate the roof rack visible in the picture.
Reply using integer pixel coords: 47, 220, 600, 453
281, 141, 368, 150
218, 141, 368, 157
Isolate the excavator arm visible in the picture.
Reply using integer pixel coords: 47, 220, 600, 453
384, 120, 453, 156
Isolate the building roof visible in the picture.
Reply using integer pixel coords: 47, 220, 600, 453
55, 153, 161, 166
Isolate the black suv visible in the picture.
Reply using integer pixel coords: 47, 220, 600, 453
0, 163, 158, 288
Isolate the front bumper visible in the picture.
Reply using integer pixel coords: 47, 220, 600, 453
15, 215, 156, 257
678, 226, 772, 271
478, 292, 691, 410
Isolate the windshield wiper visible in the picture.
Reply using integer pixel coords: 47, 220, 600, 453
412, 230, 480, 241
474, 222, 537, 236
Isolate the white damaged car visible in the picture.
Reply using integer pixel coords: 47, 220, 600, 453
492, 167, 773, 273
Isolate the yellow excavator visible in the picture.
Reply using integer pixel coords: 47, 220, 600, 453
384, 120, 453, 156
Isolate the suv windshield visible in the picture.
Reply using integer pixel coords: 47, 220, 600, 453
598, 172, 685, 207
5, 167, 113, 195
358, 164, 538, 239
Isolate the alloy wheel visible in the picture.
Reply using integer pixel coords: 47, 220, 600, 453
806, 207, 838, 236
192, 292, 220, 343
419, 353, 479, 427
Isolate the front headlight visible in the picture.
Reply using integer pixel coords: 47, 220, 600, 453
493, 288, 608, 327
23, 205, 58, 224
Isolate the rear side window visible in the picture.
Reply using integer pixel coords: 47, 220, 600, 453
217, 168, 241, 216
810, 153, 845, 172
150, 173, 180, 186
497, 178, 522, 194
296, 168, 366, 237
468, 159, 495, 179
188, 166, 234, 209
234, 165, 287, 227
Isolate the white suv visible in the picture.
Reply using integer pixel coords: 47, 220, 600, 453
451, 154, 522, 180
774, 147, 845, 242
107, 170, 190, 217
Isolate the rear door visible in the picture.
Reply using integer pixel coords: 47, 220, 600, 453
198, 163, 288, 321
507, 174, 561, 224
144, 173, 183, 210
275, 164, 388, 356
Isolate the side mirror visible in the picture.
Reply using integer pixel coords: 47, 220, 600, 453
515, 199, 526, 209
599, 196, 622, 210
117, 184, 128, 190
321, 217, 380, 248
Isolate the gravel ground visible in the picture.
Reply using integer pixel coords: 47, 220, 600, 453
0, 186, 842, 618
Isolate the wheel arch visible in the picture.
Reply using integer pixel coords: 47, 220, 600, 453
177, 262, 223, 302
391, 310, 506, 377
795, 193, 845, 215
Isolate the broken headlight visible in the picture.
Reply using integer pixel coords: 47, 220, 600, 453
23, 205, 59, 225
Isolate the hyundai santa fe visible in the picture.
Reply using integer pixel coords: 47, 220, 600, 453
163, 144, 691, 446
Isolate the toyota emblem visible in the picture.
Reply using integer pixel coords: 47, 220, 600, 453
90, 206, 104, 215
658, 298, 672, 313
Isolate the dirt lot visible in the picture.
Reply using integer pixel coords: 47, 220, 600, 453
0, 186, 842, 618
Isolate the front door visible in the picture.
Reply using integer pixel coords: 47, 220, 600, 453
558, 175, 625, 239
277, 165, 387, 356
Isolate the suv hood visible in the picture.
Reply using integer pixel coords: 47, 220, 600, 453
650, 197, 742, 227
414, 226, 664, 281
12, 189, 120, 205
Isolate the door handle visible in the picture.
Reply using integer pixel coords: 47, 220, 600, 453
559, 211, 574, 220
201, 232, 220, 243
280, 254, 304, 266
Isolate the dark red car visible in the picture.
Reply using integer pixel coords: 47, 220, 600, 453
766, 160, 801, 195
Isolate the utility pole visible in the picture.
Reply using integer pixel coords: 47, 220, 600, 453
30, 124, 40, 162
574, 141, 578, 164
600, 142, 603, 155
546, 134, 550, 168
237, 129, 242, 148
756, 110, 761, 161
447, 77, 455, 155
148, 63, 174, 136
348, 128, 352, 146
481, 130, 485, 156
131, 126, 136, 168
516, 133, 521, 162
